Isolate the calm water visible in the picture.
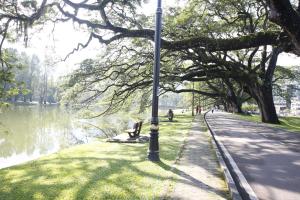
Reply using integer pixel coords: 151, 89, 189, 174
0, 105, 128, 169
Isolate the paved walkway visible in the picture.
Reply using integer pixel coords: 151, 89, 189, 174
170, 115, 229, 200
206, 111, 300, 200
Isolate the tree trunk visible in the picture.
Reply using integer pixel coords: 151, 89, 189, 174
39, 96, 43, 104
223, 101, 229, 112
224, 99, 242, 113
228, 97, 243, 113
248, 84, 279, 124
269, 0, 300, 55
232, 102, 243, 113
223, 79, 243, 113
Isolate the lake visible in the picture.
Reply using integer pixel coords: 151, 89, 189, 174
0, 105, 130, 169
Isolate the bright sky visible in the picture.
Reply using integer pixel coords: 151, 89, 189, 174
277, 53, 300, 67
4, 0, 300, 80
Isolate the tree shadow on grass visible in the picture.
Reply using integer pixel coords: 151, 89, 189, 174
0, 157, 150, 199
0, 154, 228, 200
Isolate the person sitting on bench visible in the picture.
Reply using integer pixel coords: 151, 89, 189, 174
167, 109, 174, 121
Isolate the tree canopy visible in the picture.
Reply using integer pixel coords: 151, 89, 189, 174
1, 0, 300, 123
0, 0, 299, 53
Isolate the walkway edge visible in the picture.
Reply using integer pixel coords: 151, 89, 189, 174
204, 112, 258, 200
160, 116, 194, 200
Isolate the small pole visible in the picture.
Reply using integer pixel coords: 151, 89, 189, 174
192, 82, 195, 116
148, 0, 162, 161
198, 84, 201, 108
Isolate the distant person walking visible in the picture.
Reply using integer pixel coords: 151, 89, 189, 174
196, 105, 202, 115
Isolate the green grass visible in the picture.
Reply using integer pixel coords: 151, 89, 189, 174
278, 116, 300, 133
0, 114, 194, 200
236, 114, 300, 133
235, 114, 261, 123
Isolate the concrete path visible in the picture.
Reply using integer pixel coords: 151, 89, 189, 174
206, 111, 300, 200
170, 115, 229, 200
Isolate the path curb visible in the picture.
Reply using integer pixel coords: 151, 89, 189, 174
204, 111, 258, 200
160, 116, 194, 200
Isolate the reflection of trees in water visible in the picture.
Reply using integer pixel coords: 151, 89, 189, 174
0, 106, 132, 162
82, 114, 132, 138
0, 106, 74, 157
82, 122, 119, 138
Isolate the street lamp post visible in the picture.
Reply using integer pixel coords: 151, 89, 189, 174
148, 0, 162, 161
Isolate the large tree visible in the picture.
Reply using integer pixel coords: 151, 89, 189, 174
1, 0, 299, 123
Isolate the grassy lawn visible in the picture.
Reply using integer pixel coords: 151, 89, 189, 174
236, 114, 300, 133
0, 114, 193, 200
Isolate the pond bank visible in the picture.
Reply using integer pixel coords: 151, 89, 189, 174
0, 115, 193, 200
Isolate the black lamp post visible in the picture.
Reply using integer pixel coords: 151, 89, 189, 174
148, 0, 162, 161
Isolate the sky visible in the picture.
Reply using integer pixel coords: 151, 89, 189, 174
4, 0, 300, 79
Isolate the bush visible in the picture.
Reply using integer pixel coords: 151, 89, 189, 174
242, 104, 258, 113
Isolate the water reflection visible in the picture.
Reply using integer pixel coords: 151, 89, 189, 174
0, 105, 128, 169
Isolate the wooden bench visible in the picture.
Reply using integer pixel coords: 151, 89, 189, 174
126, 121, 143, 138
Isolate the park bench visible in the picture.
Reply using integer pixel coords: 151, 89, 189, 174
126, 121, 143, 138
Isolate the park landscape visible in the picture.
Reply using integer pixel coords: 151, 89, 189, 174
0, 0, 300, 199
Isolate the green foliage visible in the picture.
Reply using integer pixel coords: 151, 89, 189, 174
62, 41, 155, 115
0, 49, 24, 102
0, 48, 59, 104
21, 0, 37, 9
273, 66, 300, 100
6, 87, 19, 96
242, 104, 258, 112
0, 102, 10, 108
274, 66, 299, 81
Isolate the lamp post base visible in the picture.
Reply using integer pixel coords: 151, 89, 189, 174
148, 151, 160, 161
148, 130, 160, 161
